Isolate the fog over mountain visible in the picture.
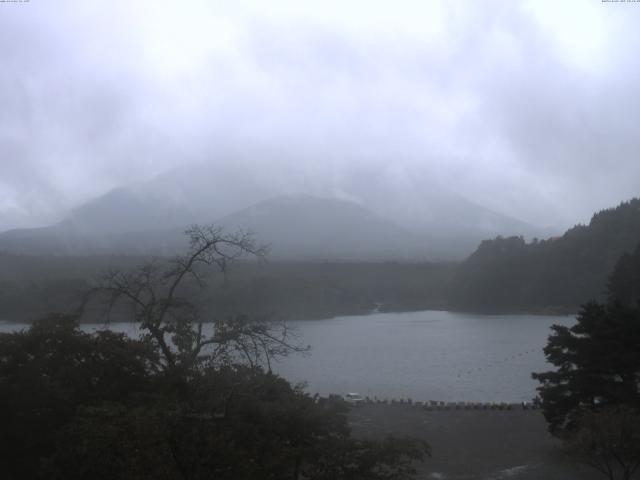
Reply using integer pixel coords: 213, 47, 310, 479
5, 4, 640, 479
217, 195, 429, 261
0, 160, 552, 259
2, 1, 640, 247
64, 161, 543, 242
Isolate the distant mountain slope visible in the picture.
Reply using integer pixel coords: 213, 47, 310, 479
335, 167, 553, 258
0, 161, 283, 255
449, 198, 640, 312
61, 187, 195, 235
61, 161, 281, 235
216, 195, 430, 260
0, 160, 551, 259
0, 195, 431, 260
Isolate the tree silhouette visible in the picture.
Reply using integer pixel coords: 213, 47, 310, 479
533, 246, 640, 478
84, 225, 307, 372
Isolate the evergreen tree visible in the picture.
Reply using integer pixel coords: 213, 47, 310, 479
533, 246, 640, 479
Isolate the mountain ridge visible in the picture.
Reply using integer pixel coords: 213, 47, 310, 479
0, 162, 553, 259
0, 194, 430, 260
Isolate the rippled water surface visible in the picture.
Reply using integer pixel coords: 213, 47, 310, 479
274, 310, 573, 402
0, 310, 574, 402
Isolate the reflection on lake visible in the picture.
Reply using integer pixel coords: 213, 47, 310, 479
0, 310, 574, 402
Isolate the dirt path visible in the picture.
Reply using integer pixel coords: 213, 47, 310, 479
348, 404, 601, 480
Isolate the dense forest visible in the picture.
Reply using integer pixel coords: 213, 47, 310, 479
2, 198, 640, 321
0, 254, 454, 322
449, 199, 640, 313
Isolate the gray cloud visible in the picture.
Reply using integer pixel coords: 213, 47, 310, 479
1, 0, 639, 231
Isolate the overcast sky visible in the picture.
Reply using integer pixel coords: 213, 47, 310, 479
1, 0, 639, 231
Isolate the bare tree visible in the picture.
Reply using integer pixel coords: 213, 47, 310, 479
82, 224, 307, 372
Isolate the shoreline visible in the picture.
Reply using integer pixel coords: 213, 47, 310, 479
295, 306, 577, 322
1, 306, 577, 326
348, 403, 599, 480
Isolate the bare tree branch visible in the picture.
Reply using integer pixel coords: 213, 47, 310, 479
81, 224, 302, 373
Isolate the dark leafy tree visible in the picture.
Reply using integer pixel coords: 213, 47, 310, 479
533, 247, 640, 478
532, 301, 640, 433
566, 406, 640, 480
1, 226, 429, 479
533, 245, 640, 434
303, 435, 430, 480
0, 314, 155, 480
47, 362, 429, 480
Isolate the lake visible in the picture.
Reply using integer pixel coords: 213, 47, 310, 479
0, 310, 574, 403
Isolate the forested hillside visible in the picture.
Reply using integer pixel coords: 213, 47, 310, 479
0, 254, 454, 322
449, 199, 640, 312
4, 198, 640, 321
